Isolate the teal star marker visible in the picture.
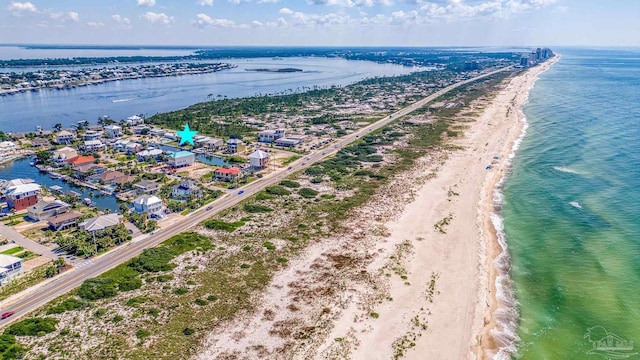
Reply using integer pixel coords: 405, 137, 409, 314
176, 122, 198, 146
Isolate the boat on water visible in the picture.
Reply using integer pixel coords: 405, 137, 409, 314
29, 162, 35, 166
49, 172, 61, 179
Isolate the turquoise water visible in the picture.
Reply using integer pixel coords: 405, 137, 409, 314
499, 49, 640, 359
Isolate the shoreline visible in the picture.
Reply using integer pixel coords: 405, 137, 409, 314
475, 56, 560, 359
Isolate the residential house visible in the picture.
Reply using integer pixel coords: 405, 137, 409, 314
74, 163, 106, 179
27, 199, 71, 221
248, 149, 270, 169
226, 139, 246, 154
137, 149, 163, 162
171, 179, 202, 200
89, 170, 128, 185
134, 180, 160, 194
258, 129, 286, 143
205, 138, 224, 151
133, 194, 164, 218
214, 167, 241, 182
0, 141, 17, 160
53, 147, 78, 165
132, 125, 150, 135
149, 128, 165, 137
54, 130, 74, 145
126, 115, 144, 125
2, 182, 41, 211
167, 151, 195, 168
126, 142, 142, 154
104, 125, 122, 139
0, 255, 22, 285
30, 138, 50, 148
83, 140, 105, 152
47, 211, 82, 231
112, 139, 131, 152
82, 130, 101, 141
66, 155, 95, 167
79, 213, 123, 234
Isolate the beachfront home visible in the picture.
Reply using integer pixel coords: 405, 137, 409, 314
171, 179, 202, 200
226, 139, 246, 154
214, 167, 241, 182
54, 130, 75, 145
137, 149, 163, 162
83, 140, 105, 152
30, 138, 50, 148
134, 180, 160, 194
53, 147, 78, 164
132, 125, 150, 135
2, 182, 41, 211
248, 150, 270, 169
27, 199, 71, 221
104, 125, 122, 139
0, 254, 22, 285
167, 151, 195, 168
48, 211, 82, 231
133, 194, 164, 218
258, 129, 286, 143
79, 213, 123, 234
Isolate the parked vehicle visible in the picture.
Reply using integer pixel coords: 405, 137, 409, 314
1, 311, 14, 319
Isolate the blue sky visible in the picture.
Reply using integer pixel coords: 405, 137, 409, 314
1, 0, 638, 46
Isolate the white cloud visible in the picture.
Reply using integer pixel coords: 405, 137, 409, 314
279, 7, 294, 14
140, 11, 175, 24
112, 14, 131, 25
251, 20, 264, 26
194, 13, 246, 28
306, 0, 393, 7
257, 0, 280, 3
198, 0, 214, 5
87, 22, 105, 28
277, 8, 353, 28
67, 12, 80, 22
137, 0, 157, 7
47, 11, 80, 22
7, 2, 37, 15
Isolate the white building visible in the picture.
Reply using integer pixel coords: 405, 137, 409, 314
54, 130, 74, 145
126, 115, 144, 125
168, 151, 195, 168
104, 125, 122, 139
258, 129, 285, 143
83, 140, 105, 152
53, 146, 78, 164
82, 130, 101, 141
248, 149, 270, 169
0, 254, 22, 285
0, 141, 17, 159
133, 195, 164, 218
79, 213, 123, 234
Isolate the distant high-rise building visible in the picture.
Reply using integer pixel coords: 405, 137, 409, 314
536, 48, 543, 61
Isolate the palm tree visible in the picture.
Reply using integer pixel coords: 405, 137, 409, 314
53, 123, 62, 132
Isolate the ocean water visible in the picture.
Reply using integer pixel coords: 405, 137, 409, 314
498, 49, 640, 359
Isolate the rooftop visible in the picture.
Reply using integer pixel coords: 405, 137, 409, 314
47, 211, 82, 226
79, 213, 122, 232
169, 151, 194, 158
67, 155, 95, 165
215, 167, 241, 175
0, 254, 21, 268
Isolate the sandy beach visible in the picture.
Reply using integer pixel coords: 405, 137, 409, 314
196, 60, 557, 360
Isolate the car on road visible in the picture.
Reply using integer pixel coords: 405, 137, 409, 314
238, 190, 245, 195
306, 157, 311, 160
287, 166, 292, 170
206, 206, 213, 211
1, 311, 14, 319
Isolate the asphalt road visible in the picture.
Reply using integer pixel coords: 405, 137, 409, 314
0, 66, 510, 328
0, 222, 58, 260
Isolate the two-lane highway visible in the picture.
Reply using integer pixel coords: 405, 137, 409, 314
0, 66, 511, 328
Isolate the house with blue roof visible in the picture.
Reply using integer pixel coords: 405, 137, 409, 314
168, 151, 195, 168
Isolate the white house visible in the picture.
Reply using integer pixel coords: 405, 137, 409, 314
0, 254, 22, 285
53, 146, 78, 164
0, 141, 17, 159
54, 130, 74, 145
168, 151, 195, 168
79, 213, 123, 234
104, 125, 122, 139
27, 199, 72, 221
82, 130, 101, 141
226, 139, 246, 154
126, 115, 144, 125
133, 195, 164, 218
83, 140, 105, 152
248, 149, 270, 169
258, 129, 286, 143
126, 142, 142, 154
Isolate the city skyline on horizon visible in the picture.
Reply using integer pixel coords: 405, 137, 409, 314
1, 0, 639, 47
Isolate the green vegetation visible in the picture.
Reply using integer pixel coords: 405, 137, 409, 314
0, 334, 25, 360
77, 233, 212, 301
263, 241, 276, 251
55, 224, 132, 257
202, 219, 245, 232
298, 188, 319, 199
265, 186, 291, 196
0, 247, 23, 255
243, 204, 273, 213
279, 180, 301, 188
46, 297, 89, 315
282, 155, 301, 165
0, 264, 51, 302
4, 318, 59, 336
